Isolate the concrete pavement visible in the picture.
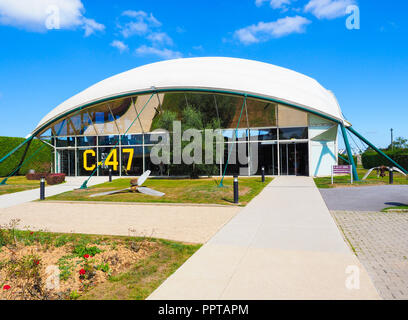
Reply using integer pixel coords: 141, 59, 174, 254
0, 177, 116, 209
148, 176, 380, 300
320, 185, 408, 211
0, 202, 238, 244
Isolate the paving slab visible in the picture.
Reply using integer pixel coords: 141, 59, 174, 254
148, 176, 380, 300
332, 210, 408, 300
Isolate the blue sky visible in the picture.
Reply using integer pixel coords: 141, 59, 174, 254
0, 0, 407, 149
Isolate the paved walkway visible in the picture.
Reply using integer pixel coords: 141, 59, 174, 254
332, 210, 408, 300
148, 176, 379, 300
0, 202, 238, 244
320, 185, 408, 211
0, 177, 116, 209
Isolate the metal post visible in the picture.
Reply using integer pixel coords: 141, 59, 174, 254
109, 168, 112, 182
391, 128, 394, 151
350, 165, 353, 184
40, 178, 45, 200
340, 124, 359, 181
233, 175, 239, 204
389, 168, 394, 184
331, 166, 334, 184
261, 166, 265, 183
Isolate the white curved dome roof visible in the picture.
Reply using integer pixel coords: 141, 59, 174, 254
33, 57, 347, 135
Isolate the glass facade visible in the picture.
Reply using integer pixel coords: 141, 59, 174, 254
39, 91, 335, 177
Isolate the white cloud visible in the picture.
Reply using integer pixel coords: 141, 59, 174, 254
234, 16, 311, 44
120, 20, 148, 37
304, 0, 355, 19
119, 9, 183, 60
0, 0, 104, 36
110, 40, 128, 53
255, 0, 293, 10
135, 45, 182, 59
82, 17, 105, 37
147, 32, 173, 46
119, 10, 162, 38
122, 10, 146, 18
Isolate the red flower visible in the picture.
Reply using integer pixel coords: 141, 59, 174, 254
83, 254, 90, 259
3, 285, 11, 291
79, 269, 86, 275
34, 260, 40, 265
30, 232, 34, 235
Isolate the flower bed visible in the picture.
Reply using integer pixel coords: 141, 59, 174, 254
0, 219, 200, 300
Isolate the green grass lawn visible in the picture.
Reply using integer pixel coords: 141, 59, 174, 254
314, 167, 408, 189
0, 176, 42, 195
79, 239, 200, 300
46, 177, 272, 206
382, 205, 408, 212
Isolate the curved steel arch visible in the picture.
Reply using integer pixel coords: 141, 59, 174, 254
32, 88, 344, 138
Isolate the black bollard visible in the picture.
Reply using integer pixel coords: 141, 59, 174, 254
109, 168, 112, 182
233, 175, 239, 204
389, 169, 394, 184
40, 177, 45, 200
261, 166, 265, 183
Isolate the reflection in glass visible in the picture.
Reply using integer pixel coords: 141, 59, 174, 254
222, 129, 248, 142
279, 127, 308, 140
77, 136, 97, 147
121, 134, 143, 146
144, 146, 161, 176
246, 99, 277, 127
57, 149, 75, 176
55, 137, 75, 147
278, 105, 308, 127
98, 135, 119, 146
98, 147, 120, 176
77, 148, 97, 176
250, 142, 278, 175
121, 146, 143, 176
249, 129, 277, 141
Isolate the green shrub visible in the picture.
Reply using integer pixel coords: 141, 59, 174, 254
26, 173, 50, 180
0, 136, 53, 177
72, 245, 101, 258
45, 173, 65, 185
338, 154, 357, 165
362, 150, 408, 170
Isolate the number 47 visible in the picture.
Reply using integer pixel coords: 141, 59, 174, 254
101, 148, 134, 171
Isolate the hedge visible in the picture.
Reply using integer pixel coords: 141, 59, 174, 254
338, 154, 357, 166
46, 173, 65, 185
362, 150, 408, 171
0, 136, 53, 177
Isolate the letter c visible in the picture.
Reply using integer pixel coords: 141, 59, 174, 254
83, 150, 96, 171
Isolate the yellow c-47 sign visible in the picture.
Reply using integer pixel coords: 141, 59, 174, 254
83, 150, 96, 171
83, 149, 135, 171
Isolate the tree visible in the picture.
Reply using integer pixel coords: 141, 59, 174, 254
388, 137, 408, 150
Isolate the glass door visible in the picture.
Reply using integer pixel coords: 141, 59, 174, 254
279, 143, 288, 175
58, 149, 75, 176
253, 142, 278, 175
279, 142, 309, 176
